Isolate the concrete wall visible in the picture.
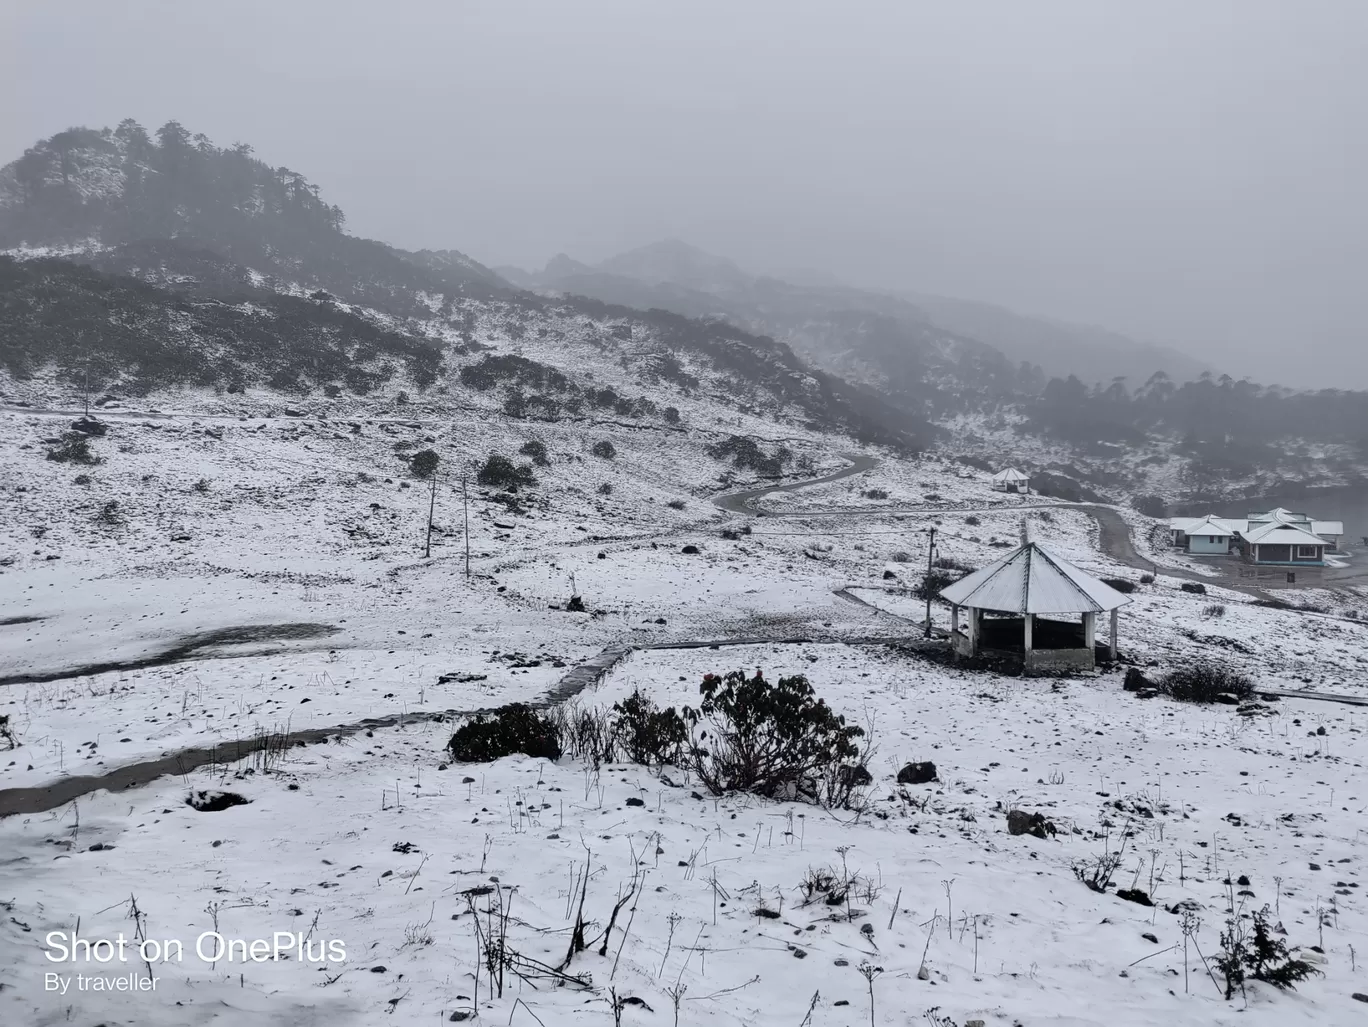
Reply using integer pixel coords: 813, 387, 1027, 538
1023, 648, 1096, 673
1186, 535, 1229, 555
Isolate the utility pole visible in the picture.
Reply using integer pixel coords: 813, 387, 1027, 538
462, 472, 470, 579
81, 331, 90, 418
924, 524, 937, 638
424, 469, 438, 558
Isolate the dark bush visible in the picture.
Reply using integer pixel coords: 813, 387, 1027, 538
914, 567, 961, 600
1180, 581, 1207, 594
477, 453, 536, 490
666, 499, 686, 510
519, 440, 550, 466
682, 670, 863, 803
46, 433, 101, 464
964, 515, 981, 526
1100, 577, 1136, 593
95, 500, 121, 525
590, 440, 616, 459
1132, 494, 1167, 518
663, 406, 680, 424
612, 689, 687, 767
597, 482, 613, 495
1157, 663, 1254, 704
447, 703, 561, 762
706, 436, 791, 476
1139, 573, 1155, 584
410, 449, 439, 479
862, 488, 889, 500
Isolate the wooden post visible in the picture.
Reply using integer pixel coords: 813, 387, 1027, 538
951, 604, 960, 638
424, 469, 438, 558
1109, 608, 1118, 660
462, 473, 470, 579
1083, 611, 1096, 650
923, 525, 937, 638
1023, 613, 1034, 652
967, 607, 978, 655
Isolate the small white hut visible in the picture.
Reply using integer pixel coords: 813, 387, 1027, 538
940, 541, 1130, 673
990, 468, 1031, 493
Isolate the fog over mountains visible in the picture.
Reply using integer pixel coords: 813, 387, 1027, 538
501, 239, 1213, 387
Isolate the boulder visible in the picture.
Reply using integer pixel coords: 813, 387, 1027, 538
69, 417, 107, 436
1122, 667, 1152, 693
896, 761, 937, 785
1006, 809, 1057, 839
838, 764, 873, 787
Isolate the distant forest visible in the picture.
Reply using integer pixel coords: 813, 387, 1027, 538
1028, 372, 1368, 473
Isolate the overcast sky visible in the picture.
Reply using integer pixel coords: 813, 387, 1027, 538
4, 1, 1366, 387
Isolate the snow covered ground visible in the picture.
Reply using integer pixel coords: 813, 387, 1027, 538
3, 642, 1365, 1026
5, 389, 1368, 1026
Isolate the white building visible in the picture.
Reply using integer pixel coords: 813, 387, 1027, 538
1168, 507, 1343, 565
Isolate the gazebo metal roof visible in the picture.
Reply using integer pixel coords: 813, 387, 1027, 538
990, 468, 1030, 482
940, 541, 1132, 615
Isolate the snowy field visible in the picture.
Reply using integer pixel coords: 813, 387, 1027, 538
5, 390, 1368, 1026
2, 642, 1365, 1026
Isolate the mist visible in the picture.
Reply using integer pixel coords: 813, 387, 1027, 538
4, 0, 1365, 388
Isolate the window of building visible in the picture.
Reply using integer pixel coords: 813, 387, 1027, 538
1296, 545, 1320, 559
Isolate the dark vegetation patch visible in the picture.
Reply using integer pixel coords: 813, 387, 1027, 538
706, 436, 793, 477
447, 703, 562, 762
476, 453, 536, 491
1156, 663, 1255, 704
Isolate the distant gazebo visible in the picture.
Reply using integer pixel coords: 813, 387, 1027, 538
940, 541, 1130, 673
990, 468, 1030, 493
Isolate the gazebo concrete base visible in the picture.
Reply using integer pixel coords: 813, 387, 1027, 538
950, 630, 1098, 674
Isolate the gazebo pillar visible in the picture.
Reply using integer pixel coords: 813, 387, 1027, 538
1023, 613, 1033, 653
1083, 611, 1096, 650
966, 607, 979, 655
1109, 608, 1119, 659
951, 604, 960, 637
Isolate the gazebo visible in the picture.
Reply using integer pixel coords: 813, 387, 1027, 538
940, 541, 1131, 673
990, 468, 1030, 493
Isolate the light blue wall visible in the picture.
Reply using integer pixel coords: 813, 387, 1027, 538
1186, 535, 1229, 555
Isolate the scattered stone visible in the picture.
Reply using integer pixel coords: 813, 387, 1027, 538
897, 761, 937, 785
625, 797, 645, 807
1006, 810, 1057, 839
186, 790, 250, 812
681, 545, 700, 554
1116, 888, 1154, 906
